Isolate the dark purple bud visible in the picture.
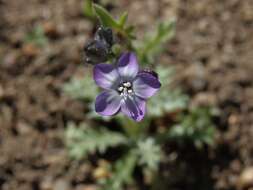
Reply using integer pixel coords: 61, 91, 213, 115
95, 27, 114, 47
84, 40, 109, 64
84, 26, 114, 65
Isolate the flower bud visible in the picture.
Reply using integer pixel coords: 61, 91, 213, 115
84, 26, 114, 65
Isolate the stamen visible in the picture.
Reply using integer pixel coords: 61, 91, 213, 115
118, 81, 133, 96
123, 88, 128, 94
127, 89, 133, 93
118, 86, 124, 92
123, 82, 131, 88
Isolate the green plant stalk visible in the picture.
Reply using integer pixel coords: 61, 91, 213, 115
119, 118, 142, 139
119, 117, 151, 140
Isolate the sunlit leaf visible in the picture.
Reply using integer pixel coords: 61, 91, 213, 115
136, 19, 176, 65
83, 0, 95, 18
118, 11, 128, 28
94, 4, 119, 28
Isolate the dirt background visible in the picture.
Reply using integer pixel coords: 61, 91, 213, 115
0, 0, 253, 190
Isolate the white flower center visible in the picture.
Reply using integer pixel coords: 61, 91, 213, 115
117, 82, 133, 96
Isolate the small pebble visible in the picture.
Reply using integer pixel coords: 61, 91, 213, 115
237, 167, 253, 190
22, 43, 40, 57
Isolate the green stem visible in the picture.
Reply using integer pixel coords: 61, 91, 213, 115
119, 117, 151, 139
120, 118, 140, 138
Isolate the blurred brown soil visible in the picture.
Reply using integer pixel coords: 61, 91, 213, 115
0, 0, 253, 190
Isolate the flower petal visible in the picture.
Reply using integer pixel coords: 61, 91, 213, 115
133, 72, 161, 99
93, 63, 119, 89
121, 96, 146, 122
117, 52, 139, 79
95, 90, 121, 116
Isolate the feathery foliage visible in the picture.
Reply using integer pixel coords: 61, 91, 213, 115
65, 122, 128, 160
99, 151, 138, 190
63, 75, 98, 101
169, 107, 217, 148
136, 138, 162, 171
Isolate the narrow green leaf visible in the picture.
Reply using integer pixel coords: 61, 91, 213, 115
93, 4, 119, 28
118, 11, 128, 28
83, 0, 94, 18
136, 19, 176, 65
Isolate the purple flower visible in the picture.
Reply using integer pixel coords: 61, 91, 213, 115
93, 52, 161, 122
